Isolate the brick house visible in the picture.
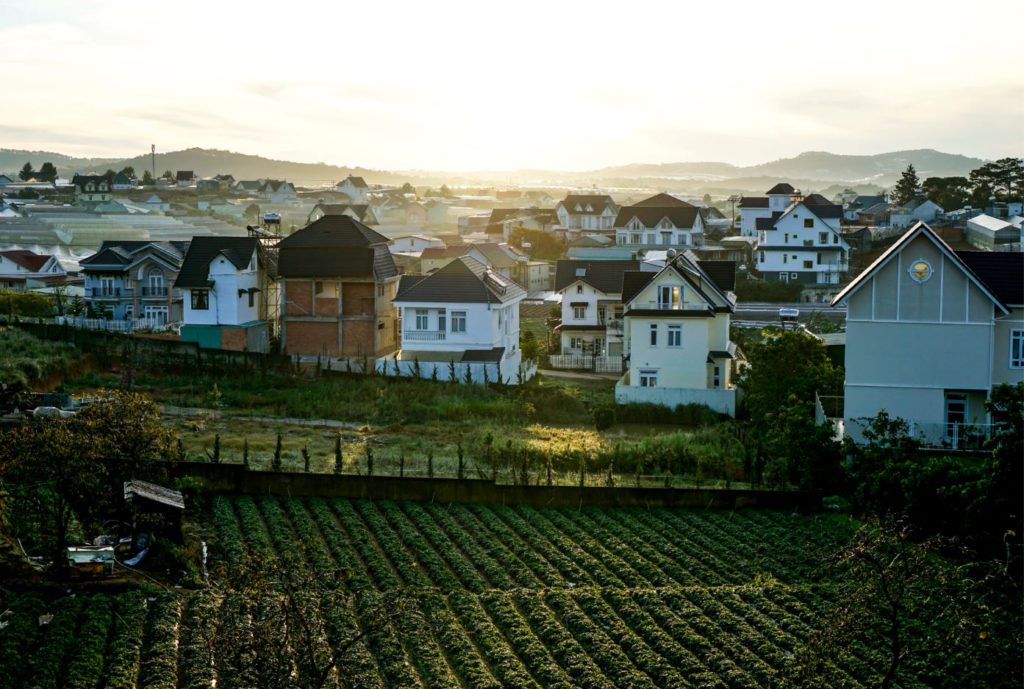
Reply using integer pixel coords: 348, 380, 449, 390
277, 215, 400, 358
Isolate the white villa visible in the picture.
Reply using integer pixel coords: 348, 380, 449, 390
616, 251, 740, 416
738, 183, 800, 237
390, 256, 530, 383
614, 194, 705, 248
335, 176, 370, 205
0, 250, 66, 290
555, 194, 620, 232
755, 196, 849, 285
552, 260, 640, 365
832, 222, 1024, 448
175, 236, 270, 352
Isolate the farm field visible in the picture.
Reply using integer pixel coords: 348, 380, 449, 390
1, 497, 947, 689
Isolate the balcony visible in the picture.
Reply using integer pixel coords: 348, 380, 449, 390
403, 330, 446, 342
138, 285, 169, 298
88, 287, 122, 298
604, 318, 623, 334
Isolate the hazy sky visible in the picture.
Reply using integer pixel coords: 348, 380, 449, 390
1, 0, 1021, 171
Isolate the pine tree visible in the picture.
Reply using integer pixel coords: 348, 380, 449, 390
302, 444, 311, 472
18, 162, 34, 181
892, 164, 921, 206
242, 438, 250, 470
334, 433, 343, 474
272, 433, 283, 471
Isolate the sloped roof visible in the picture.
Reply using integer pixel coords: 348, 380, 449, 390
260, 179, 292, 193
421, 245, 472, 259
394, 256, 525, 304
739, 196, 769, 209
697, 260, 737, 292
802, 193, 832, 206
419, 242, 521, 269
957, 251, 1024, 305
341, 176, 368, 188
176, 170, 194, 181
620, 257, 735, 305
235, 180, 262, 190
766, 183, 796, 195
277, 215, 396, 279
967, 213, 1013, 232
124, 480, 184, 510
486, 208, 558, 234
174, 236, 257, 288
314, 203, 374, 223
614, 206, 702, 229
79, 241, 189, 268
633, 193, 695, 208
847, 195, 886, 210
0, 249, 50, 272
559, 194, 615, 215
554, 260, 640, 293
278, 215, 389, 249
620, 271, 656, 305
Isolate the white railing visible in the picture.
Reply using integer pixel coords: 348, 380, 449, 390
402, 330, 446, 342
56, 316, 182, 334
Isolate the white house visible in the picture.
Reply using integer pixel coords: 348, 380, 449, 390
307, 203, 379, 226
389, 234, 444, 255
889, 198, 944, 228
175, 236, 270, 352
555, 194, 620, 231
0, 250, 66, 290
552, 260, 640, 361
755, 199, 849, 285
738, 183, 801, 237
391, 256, 530, 383
72, 174, 112, 204
614, 193, 705, 248
259, 180, 297, 204
832, 222, 1023, 448
335, 176, 370, 205
616, 250, 739, 416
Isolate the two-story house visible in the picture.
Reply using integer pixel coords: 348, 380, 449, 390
616, 250, 739, 416
832, 222, 1024, 448
79, 241, 189, 324
307, 203, 379, 226
755, 198, 849, 285
72, 174, 112, 204
552, 260, 640, 360
0, 250, 65, 290
335, 176, 370, 204
614, 194, 705, 248
392, 256, 528, 382
259, 180, 297, 204
277, 215, 400, 359
175, 236, 270, 352
738, 183, 801, 237
555, 194, 620, 232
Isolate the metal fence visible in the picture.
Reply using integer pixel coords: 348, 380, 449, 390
548, 353, 624, 373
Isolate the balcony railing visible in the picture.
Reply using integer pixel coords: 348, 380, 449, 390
634, 301, 703, 311
88, 287, 122, 297
139, 285, 169, 297
403, 330, 446, 342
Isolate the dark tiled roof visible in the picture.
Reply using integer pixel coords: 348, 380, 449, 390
847, 195, 885, 210
620, 271, 656, 305
801, 193, 831, 206
0, 249, 50, 272
314, 203, 373, 222
394, 256, 525, 304
342, 176, 368, 188
420, 242, 521, 269
175, 171, 194, 181
71, 174, 109, 189
614, 206, 702, 229
559, 194, 615, 216
421, 246, 471, 259
174, 236, 257, 289
739, 196, 769, 209
766, 183, 796, 195
956, 251, 1024, 305
697, 260, 736, 292
260, 179, 292, 193
806, 203, 843, 219
486, 208, 558, 234
277, 216, 395, 279
633, 193, 694, 208
554, 260, 640, 293
80, 241, 189, 269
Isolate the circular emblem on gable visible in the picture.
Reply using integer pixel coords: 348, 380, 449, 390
908, 259, 932, 283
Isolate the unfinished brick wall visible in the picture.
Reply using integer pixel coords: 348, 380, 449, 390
221, 327, 248, 352
284, 281, 313, 316
340, 319, 375, 356
285, 321, 339, 356
342, 282, 375, 316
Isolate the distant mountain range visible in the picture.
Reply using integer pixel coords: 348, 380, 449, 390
0, 147, 989, 193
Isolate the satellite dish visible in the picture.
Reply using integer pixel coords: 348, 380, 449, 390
666, 248, 677, 260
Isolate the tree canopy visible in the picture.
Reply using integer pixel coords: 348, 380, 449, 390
969, 157, 1023, 202
18, 162, 34, 181
891, 164, 921, 206
37, 162, 58, 183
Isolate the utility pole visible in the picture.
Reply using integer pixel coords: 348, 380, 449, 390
150, 144, 156, 184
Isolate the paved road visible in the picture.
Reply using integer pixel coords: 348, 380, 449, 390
734, 301, 846, 322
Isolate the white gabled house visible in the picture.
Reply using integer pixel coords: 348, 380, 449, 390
259, 180, 297, 204
551, 260, 640, 364
335, 176, 370, 205
555, 194, 620, 231
755, 198, 849, 285
616, 251, 740, 416
738, 183, 801, 237
831, 222, 1024, 448
175, 236, 270, 352
0, 250, 66, 290
389, 256, 531, 383
614, 193, 706, 248
889, 197, 944, 228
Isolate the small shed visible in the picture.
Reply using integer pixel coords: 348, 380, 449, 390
67, 546, 115, 579
124, 480, 185, 540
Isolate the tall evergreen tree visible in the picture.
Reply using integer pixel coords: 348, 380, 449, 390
892, 164, 921, 206
37, 162, 58, 182
18, 162, 34, 181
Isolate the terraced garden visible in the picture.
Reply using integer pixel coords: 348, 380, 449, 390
2, 498, 936, 688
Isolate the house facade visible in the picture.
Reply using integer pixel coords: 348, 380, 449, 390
335, 176, 369, 204
175, 236, 270, 352
72, 174, 112, 204
0, 250, 65, 290
390, 256, 528, 382
614, 194, 705, 248
307, 203, 379, 226
260, 180, 297, 204
833, 222, 1024, 448
277, 215, 400, 358
616, 251, 739, 415
79, 241, 189, 324
555, 194, 619, 231
755, 200, 849, 284
738, 183, 800, 237
552, 260, 640, 361
889, 198, 943, 228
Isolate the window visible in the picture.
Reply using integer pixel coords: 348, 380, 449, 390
191, 289, 209, 310
248, 290, 256, 307
803, 260, 813, 269
570, 336, 583, 350
377, 285, 385, 297
783, 254, 788, 264
816, 253, 822, 265
790, 273, 798, 280
573, 305, 586, 319
804, 218, 814, 228
667, 324, 682, 347
759, 251, 765, 264
415, 309, 429, 330
437, 310, 446, 332
784, 233, 789, 244
576, 284, 583, 294
649, 323, 658, 346
1011, 329, 1024, 368
451, 311, 467, 332
819, 232, 828, 244
639, 370, 658, 387
631, 233, 641, 244
713, 365, 721, 388
658, 285, 681, 309
833, 234, 839, 244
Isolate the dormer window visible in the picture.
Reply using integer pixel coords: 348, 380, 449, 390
86, 183, 94, 191
660, 219, 673, 229
585, 204, 593, 212
574, 204, 582, 212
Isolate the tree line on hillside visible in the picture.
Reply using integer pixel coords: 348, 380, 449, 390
894, 157, 1023, 209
